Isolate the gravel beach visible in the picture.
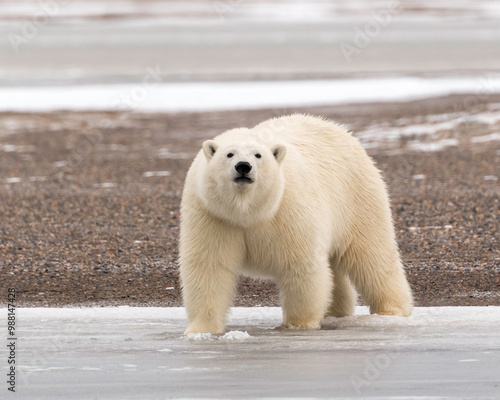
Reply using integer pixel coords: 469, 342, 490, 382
1, 94, 499, 308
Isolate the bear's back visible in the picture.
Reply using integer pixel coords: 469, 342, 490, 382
253, 114, 370, 175
254, 114, 360, 156
255, 114, 386, 226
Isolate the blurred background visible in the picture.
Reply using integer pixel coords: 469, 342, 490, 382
1, 1, 499, 307
1, 0, 500, 85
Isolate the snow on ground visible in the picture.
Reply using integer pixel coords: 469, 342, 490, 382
1, 76, 500, 113
2, 307, 499, 398
0, 79, 498, 155
186, 330, 252, 342
356, 102, 500, 150
1, 0, 500, 22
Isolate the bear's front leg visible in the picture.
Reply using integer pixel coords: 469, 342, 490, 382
179, 212, 245, 335
277, 257, 332, 330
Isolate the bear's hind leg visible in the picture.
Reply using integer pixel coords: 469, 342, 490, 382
344, 242, 413, 317
326, 266, 357, 317
277, 257, 332, 330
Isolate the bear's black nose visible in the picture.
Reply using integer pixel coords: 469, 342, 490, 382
235, 161, 252, 175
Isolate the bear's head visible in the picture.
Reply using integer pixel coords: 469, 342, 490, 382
197, 137, 287, 228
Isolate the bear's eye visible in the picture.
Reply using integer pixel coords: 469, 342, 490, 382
227, 153, 234, 158
255, 153, 262, 159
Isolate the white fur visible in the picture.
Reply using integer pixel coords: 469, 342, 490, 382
180, 114, 413, 334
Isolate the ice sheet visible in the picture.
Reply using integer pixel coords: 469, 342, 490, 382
2, 306, 500, 399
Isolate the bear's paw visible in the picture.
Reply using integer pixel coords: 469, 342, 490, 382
275, 321, 322, 331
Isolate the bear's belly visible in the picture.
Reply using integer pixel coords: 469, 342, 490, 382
240, 212, 347, 279
241, 224, 320, 278
240, 262, 276, 280
240, 231, 290, 280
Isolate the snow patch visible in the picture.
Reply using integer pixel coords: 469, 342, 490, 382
471, 133, 500, 143
459, 291, 500, 298
220, 331, 251, 341
408, 225, 453, 231
93, 182, 117, 188
6, 177, 21, 183
185, 332, 213, 341
185, 330, 251, 341
0, 144, 35, 152
29, 176, 47, 182
144, 171, 171, 177
473, 112, 500, 125
357, 109, 500, 150
157, 148, 191, 159
408, 138, 458, 152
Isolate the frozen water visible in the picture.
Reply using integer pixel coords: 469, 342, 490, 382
1, 306, 499, 399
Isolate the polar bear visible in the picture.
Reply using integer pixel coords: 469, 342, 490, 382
179, 114, 412, 334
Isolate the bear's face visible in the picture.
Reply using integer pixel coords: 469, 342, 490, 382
198, 139, 286, 227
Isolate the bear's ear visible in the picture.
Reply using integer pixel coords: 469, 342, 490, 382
202, 140, 218, 160
271, 144, 287, 164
